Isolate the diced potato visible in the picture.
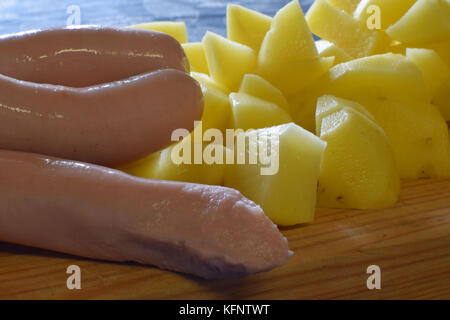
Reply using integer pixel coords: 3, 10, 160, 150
290, 53, 428, 134
238, 74, 290, 112
224, 123, 326, 226
386, 40, 407, 55
190, 72, 228, 93
406, 48, 450, 99
227, 4, 272, 52
197, 81, 231, 132
328, 0, 361, 14
353, 96, 450, 178
315, 40, 352, 65
118, 150, 161, 179
324, 53, 428, 101
316, 95, 400, 209
387, 0, 450, 45
432, 79, 450, 121
202, 31, 257, 92
289, 87, 322, 133
229, 92, 292, 130
260, 0, 318, 61
129, 21, 188, 43
425, 40, 450, 67
354, 0, 417, 30
182, 42, 209, 74
258, 56, 334, 98
153, 126, 229, 185
306, 0, 390, 58
315, 94, 375, 133
257, 0, 333, 96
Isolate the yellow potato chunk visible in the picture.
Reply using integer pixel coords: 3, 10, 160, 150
387, 0, 450, 45
182, 42, 209, 74
354, 0, 417, 30
315, 94, 376, 133
229, 92, 292, 130
328, 0, 361, 14
432, 79, 450, 121
190, 72, 228, 93
118, 150, 161, 179
425, 40, 450, 67
224, 123, 326, 226
354, 96, 450, 178
129, 21, 188, 43
202, 31, 257, 92
306, 0, 390, 58
257, 0, 333, 96
238, 74, 290, 112
386, 40, 407, 55
121, 123, 231, 185
315, 40, 352, 65
198, 81, 231, 132
290, 53, 428, 134
154, 126, 229, 185
406, 48, 450, 99
324, 53, 427, 101
227, 4, 273, 52
317, 95, 400, 209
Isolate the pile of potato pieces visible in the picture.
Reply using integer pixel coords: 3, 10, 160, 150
122, 0, 450, 227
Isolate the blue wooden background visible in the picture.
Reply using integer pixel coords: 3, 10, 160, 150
0, 0, 314, 41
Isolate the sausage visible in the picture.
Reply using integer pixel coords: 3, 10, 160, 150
0, 149, 292, 280
0, 26, 189, 87
0, 68, 204, 167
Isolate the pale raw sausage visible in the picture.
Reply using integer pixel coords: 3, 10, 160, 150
0, 26, 189, 87
0, 149, 292, 280
0, 69, 203, 167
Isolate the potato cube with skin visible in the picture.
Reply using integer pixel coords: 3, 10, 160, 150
315, 40, 352, 65
238, 74, 290, 112
182, 42, 209, 74
224, 123, 326, 226
203, 31, 257, 92
306, 0, 390, 58
316, 95, 400, 209
257, 0, 333, 96
406, 48, 450, 99
227, 4, 273, 52
129, 21, 188, 43
353, 0, 417, 30
353, 96, 450, 178
387, 0, 450, 45
324, 53, 428, 102
229, 93, 292, 130
290, 53, 428, 134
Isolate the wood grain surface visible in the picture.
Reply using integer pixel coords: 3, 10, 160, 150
1, 178, 449, 299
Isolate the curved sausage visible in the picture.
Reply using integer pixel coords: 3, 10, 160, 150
0, 149, 292, 280
0, 68, 203, 167
0, 26, 189, 87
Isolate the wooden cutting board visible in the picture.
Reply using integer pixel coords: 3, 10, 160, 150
0, 178, 449, 299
